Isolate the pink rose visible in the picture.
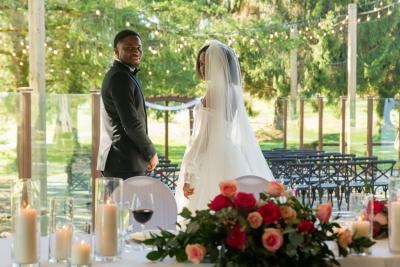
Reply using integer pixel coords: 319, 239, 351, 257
247, 212, 263, 229
338, 229, 352, 249
266, 181, 286, 197
225, 224, 247, 249
317, 203, 332, 223
209, 194, 233, 211
262, 228, 283, 252
297, 220, 315, 234
219, 180, 237, 198
185, 244, 206, 264
373, 212, 388, 225
280, 206, 297, 223
234, 192, 257, 213
257, 201, 281, 224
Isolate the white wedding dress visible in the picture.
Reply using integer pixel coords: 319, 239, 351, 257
175, 40, 275, 213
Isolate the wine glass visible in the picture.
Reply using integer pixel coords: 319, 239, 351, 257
130, 193, 154, 250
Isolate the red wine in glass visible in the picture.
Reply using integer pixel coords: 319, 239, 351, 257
132, 209, 154, 224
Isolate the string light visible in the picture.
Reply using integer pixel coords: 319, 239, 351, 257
95, 9, 101, 16
166, 69, 170, 74
125, 21, 130, 27
148, 71, 152, 75
377, 12, 381, 19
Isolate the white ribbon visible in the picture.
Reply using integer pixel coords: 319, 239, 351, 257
145, 98, 201, 111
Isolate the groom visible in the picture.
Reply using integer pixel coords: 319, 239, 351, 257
97, 29, 158, 179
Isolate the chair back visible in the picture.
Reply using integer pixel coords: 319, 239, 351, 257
235, 175, 269, 199
123, 176, 177, 231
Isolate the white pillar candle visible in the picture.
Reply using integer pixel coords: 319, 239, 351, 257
55, 224, 72, 260
71, 240, 91, 265
352, 217, 371, 238
14, 205, 38, 264
389, 201, 400, 251
95, 198, 118, 256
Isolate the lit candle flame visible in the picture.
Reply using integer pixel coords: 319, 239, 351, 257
106, 197, 112, 204
80, 240, 85, 245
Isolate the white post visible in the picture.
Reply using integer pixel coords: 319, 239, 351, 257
347, 3, 357, 153
28, 0, 47, 227
290, 24, 298, 119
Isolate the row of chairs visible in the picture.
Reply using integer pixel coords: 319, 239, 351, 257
263, 149, 396, 210
145, 156, 180, 191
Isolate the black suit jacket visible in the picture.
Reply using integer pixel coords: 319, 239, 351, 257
101, 60, 156, 172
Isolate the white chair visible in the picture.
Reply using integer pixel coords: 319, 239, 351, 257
235, 175, 269, 199
123, 176, 177, 231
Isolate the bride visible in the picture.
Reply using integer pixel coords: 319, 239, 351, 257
175, 40, 275, 213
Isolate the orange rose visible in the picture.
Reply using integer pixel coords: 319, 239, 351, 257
219, 180, 238, 198
266, 181, 285, 197
185, 244, 206, 264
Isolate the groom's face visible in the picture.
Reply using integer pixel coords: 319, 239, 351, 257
115, 35, 142, 68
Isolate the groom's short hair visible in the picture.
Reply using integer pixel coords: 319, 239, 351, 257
114, 30, 141, 48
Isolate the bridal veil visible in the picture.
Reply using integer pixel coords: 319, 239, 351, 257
175, 40, 274, 212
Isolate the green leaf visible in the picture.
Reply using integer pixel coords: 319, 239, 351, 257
180, 207, 192, 219
146, 251, 163, 261
288, 232, 304, 248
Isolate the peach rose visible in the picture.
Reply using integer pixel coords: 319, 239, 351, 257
247, 211, 263, 229
262, 228, 283, 252
317, 203, 332, 223
373, 212, 388, 225
219, 180, 238, 198
185, 244, 206, 264
338, 229, 352, 249
280, 205, 297, 223
266, 181, 285, 197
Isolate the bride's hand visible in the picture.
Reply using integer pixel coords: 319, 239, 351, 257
183, 183, 194, 198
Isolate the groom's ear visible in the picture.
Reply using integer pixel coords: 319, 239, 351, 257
114, 47, 119, 58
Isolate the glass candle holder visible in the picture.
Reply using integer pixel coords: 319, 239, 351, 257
48, 197, 73, 263
349, 192, 373, 255
389, 176, 400, 253
94, 177, 123, 262
11, 179, 40, 267
70, 223, 92, 267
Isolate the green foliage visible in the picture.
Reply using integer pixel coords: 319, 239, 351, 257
0, 0, 399, 103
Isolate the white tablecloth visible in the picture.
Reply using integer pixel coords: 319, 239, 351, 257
1, 237, 400, 267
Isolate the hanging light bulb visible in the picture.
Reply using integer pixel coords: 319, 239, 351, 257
388, 9, 392, 15
66, 43, 70, 49
65, 69, 70, 74
95, 9, 101, 16
357, 18, 361, 23
125, 21, 130, 27
339, 26, 343, 31
160, 43, 164, 48
166, 69, 170, 74
377, 12, 381, 19
366, 16, 370, 22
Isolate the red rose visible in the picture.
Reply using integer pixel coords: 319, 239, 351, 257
297, 220, 315, 233
367, 200, 384, 215
209, 194, 233, 211
234, 192, 256, 213
257, 201, 281, 224
225, 224, 247, 249
372, 221, 381, 238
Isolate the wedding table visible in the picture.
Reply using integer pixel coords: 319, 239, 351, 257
1, 237, 399, 267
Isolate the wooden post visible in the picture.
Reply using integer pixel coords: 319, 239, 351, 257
318, 96, 324, 151
164, 101, 169, 160
366, 96, 373, 157
18, 87, 32, 179
340, 96, 347, 154
397, 98, 400, 175
299, 97, 304, 149
189, 108, 194, 136
283, 98, 288, 149
91, 91, 101, 228
290, 24, 298, 119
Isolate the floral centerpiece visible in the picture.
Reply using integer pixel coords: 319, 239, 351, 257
145, 181, 374, 266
